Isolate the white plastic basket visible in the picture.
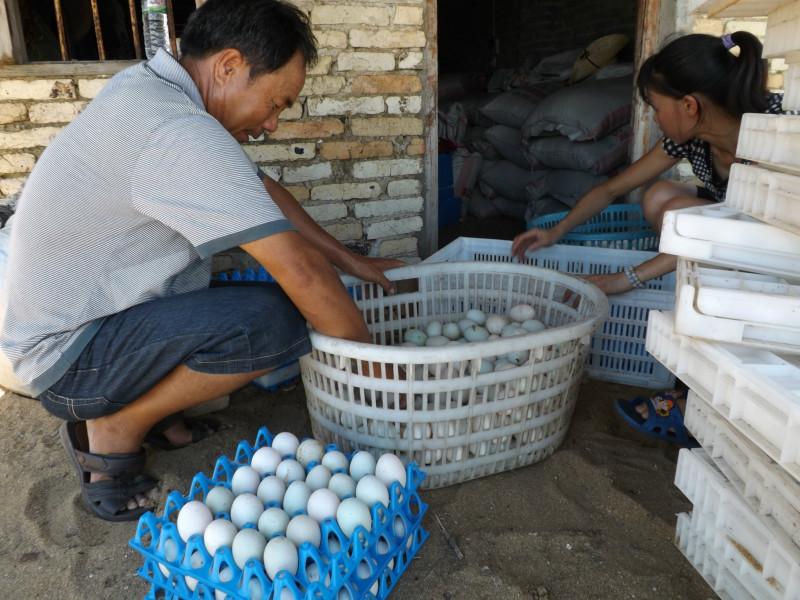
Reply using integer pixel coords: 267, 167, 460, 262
737, 113, 800, 173
300, 262, 608, 489
764, 2, 800, 58
425, 237, 676, 388
675, 259, 800, 354
646, 310, 800, 482
684, 391, 800, 551
726, 163, 800, 236
675, 448, 800, 600
659, 204, 800, 278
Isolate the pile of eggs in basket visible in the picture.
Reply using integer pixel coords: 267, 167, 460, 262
169, 433, 407, 596
401, 304, 546, 373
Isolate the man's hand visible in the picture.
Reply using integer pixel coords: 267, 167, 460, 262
581, 272, 633, 296
342, 255, 405, 295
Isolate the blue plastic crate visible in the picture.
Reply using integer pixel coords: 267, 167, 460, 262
438, 153, 461, 228
216, 267, 276, 284
215, 268, 299, 392
252, 361, 301, 393
214, 269, 362, 393
527, 204, 659, 250
438, 185, 461, 228
129, 426, 429, 599
438, 152, 454, 189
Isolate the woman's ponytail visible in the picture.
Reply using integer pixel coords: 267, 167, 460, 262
727, 31, 768, 115
637, 32, 770, 118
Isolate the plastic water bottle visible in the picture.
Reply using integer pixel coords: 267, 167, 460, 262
141, 0, 171, 59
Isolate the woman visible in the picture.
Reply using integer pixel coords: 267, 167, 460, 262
511, 31, 787, 444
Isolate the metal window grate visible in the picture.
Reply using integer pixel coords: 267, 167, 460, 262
5, 0, 206, 64
52, 0, 155, 61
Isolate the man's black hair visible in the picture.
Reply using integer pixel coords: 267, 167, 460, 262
180, 0, 318, 77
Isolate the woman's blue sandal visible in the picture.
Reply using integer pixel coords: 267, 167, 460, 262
614, 389, 698, 446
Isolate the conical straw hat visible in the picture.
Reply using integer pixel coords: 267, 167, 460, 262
570, 33, 630, 83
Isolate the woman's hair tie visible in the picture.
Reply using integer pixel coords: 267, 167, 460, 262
721, 34, 736, 50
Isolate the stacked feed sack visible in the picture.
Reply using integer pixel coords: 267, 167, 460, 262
438, 71, 497, 147
442, 47, 581, 219
453, 36, 632, 222
521, 74, 633, 224
465, 88, 550, 219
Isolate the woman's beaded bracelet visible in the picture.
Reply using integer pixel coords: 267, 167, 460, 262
622, 265, 646, 289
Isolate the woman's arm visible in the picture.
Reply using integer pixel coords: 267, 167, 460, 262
511, 142, 679, 259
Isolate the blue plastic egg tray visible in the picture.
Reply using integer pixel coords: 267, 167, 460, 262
129, 427, 429, 599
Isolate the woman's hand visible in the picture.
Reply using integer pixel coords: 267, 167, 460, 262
582, 272, 634, 295
511, 228, 559, 260
344, 255, 405, 294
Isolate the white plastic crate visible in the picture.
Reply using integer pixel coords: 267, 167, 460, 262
659, 204, 800, 278
647, 310, 800, 481
675, 512, 756, 600
684, 391, 800, 551
675, 448, 800, 599
785, 60, 800, 113
675, 259, 800, 354
764, 2, 800, 58
726, 163, 800, 236
737, 113, 800, 173
424, 237, 676, 388
301, 262, 608, 489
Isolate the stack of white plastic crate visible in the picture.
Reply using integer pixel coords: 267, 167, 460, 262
645, 1, 800, 597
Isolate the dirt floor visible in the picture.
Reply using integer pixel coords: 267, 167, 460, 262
0, 378, 714, 600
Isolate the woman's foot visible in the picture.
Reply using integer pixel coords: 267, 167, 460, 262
615, 389, 696, 446
634, 389, 687, 420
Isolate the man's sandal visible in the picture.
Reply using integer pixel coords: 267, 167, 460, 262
59, 421, 158, 522
614, 389, 698, 447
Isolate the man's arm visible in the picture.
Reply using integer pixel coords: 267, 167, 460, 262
241, 231, 371, 343
260, 174, 402, 293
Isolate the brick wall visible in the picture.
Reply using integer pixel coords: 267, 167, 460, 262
0, 0, 429, 264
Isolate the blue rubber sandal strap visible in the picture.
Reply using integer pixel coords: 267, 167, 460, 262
615, 392, 692, 445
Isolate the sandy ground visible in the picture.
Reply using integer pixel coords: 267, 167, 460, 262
0, 378, 713, 600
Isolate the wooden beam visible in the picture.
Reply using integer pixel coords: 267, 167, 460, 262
629, 0, 672, 201
421, 0, 438, 258
166, 0, 178, 55
694, 0, 790, 18
0, 61, 135, 77
0, 1, 14, 64
2, 0, 26, 64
